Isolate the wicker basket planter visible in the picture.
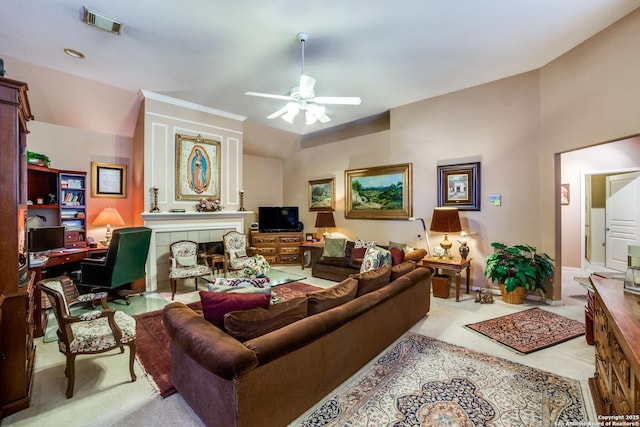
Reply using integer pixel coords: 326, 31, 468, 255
500, 284, 525, 304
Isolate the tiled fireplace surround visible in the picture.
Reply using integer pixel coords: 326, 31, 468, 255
141, 211, 253, 293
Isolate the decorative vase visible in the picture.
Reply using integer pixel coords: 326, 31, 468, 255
500, 284, 525, 304
459, 244, 469, 260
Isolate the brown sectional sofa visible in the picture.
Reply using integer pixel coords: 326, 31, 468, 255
163, 262, 432, 427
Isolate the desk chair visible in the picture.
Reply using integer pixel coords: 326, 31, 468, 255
38, 276, 137, 398
79, 227, 152, 304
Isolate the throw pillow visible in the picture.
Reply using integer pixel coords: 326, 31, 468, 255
360, 247, 381, 273
176, 255, 197, 267
206, 284, 272, 294
211, 277, 271, 288
350, 247, 367, 261
351, 264, 392, 297
390, 247, 405, 266
322, 237, 347, 257
224, 297, 308, 341
375, 246, 392, 266
306, 278, 358, 315
231, 248, 247, 259
390, 260, 416, 281
404, 248, 428, 261
354, 237, 377, 249
199, 291, 270, 324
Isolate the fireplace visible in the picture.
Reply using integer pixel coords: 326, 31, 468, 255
141, 211, 252, 292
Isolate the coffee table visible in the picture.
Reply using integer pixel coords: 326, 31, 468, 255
210, 267, 306, 286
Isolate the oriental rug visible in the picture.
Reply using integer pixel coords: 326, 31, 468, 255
294, 333, 588, 426
134, 281, 321, 398
465, 307, 585, 355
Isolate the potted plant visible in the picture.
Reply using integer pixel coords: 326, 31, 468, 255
484, 242, 554, 304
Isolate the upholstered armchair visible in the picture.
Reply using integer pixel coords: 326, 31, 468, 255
38, 276, 137, 398
222, 231, 256, 275
80, 227, 152, 304
169, 240, 211, 300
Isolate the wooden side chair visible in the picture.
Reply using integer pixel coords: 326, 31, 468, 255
38, 276, 137, 398
169, 240, 211, 300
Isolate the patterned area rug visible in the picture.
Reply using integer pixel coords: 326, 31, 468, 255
465, 308, 585, 354
134, 282, 321, 397
294, 333, 587, 426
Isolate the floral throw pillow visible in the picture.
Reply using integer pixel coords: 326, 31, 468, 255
360, 247, 381, 273
354, 237, 377, 249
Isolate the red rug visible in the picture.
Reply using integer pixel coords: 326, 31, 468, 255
465, 308, 585, 354
134, 282, 322, 397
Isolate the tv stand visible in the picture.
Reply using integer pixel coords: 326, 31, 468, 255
250, 231, 303, 265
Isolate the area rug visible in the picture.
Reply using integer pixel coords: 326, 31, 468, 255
134, 281, 321, 398
465, 307, 585, 354
294, 333, 588, 426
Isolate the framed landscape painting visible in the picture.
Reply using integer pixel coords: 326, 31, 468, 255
308, 178, 335, 211
175, 133, 221, 201
437, 162, 481, 211
345, 163, 412, 219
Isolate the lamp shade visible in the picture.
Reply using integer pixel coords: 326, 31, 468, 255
92, 207, 126, 226
315, 211, 336, 228
429, 207, 461, 233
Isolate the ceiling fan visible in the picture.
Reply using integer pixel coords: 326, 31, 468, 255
245, 32, 361, 125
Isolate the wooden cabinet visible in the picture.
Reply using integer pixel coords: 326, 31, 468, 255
589, 276, 640, 416
27, 166, 88, 248
251, 231, 303, 265
0, 76, 35, 418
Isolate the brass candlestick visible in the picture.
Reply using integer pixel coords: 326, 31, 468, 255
239, 190, 246, 211
150, 187, 160, 213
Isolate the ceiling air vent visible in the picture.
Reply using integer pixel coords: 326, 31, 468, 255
83, 7, 123, 35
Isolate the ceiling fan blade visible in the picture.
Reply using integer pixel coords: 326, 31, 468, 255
267, 106, 288, 119
245, 91, 294, 101
314, 96, 362, 105
299, 75, 316, 98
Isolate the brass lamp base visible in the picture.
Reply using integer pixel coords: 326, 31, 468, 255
439, 234, 454, 259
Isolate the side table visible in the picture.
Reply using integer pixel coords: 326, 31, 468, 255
418, 256, 472, 302
300, 242, 324, 270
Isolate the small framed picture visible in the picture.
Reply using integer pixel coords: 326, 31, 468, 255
91, 162, 127, 198
305, 233, 314, 241
309, 178, 335, 211
437, 162, 481, 211
561, 183, 570, 205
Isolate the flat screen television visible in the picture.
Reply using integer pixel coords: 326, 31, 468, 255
258, 206, 300, 232
28, 226, 66, 253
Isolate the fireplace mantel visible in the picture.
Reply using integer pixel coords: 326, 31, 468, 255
142, 210, 254, 292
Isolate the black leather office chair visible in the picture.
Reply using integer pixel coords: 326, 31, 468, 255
80, 226, 152, 304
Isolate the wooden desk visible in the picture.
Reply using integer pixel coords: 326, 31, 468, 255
300, 242, 323, 270
29, 247, 107, 337
418, 256, 472, 302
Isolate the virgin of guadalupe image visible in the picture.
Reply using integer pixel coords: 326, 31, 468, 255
188, 146, 211, 194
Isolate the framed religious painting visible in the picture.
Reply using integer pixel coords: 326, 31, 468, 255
437, 162, 481, 211
175, 133, 221, 201
344, 163, 412, 219
308, 178, 335, 211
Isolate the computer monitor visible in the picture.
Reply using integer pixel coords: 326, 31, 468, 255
28, 226, 66, 253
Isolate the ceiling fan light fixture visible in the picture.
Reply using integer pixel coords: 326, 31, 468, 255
305, 111, 317, 125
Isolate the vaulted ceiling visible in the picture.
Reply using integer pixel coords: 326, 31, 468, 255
1, 1, 638, 137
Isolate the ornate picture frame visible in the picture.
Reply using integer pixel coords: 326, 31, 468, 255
345, 163, 412, 219
308, 178, 335, 211
437, 162, 481, 211
91, 162, 127, 198
175, 133, 221, 201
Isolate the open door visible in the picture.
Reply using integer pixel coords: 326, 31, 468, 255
585, 175, 592, 262
605, 171, 640, 271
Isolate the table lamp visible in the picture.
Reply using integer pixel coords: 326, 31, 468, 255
429, 207, 461, 258
92, 207, 125, 246
315, 211, 336, 239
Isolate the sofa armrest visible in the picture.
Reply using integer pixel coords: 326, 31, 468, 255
308, 245, 324, 269
163, 302, 259, 380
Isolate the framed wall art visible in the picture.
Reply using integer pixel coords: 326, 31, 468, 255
345, 163, 412, 219
175, 133, 221, 201
561, 183, 570, 205
308, 178, 335, 211
437, 162, 481, 211
91, 162, 127, 198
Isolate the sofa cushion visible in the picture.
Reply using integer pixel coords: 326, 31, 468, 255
390, 247, 405, 266
323, 237, 347, 257
224, 297, 308, 341
352, 264, 392, 296
306, 278, 358, 315
404, 248, 428, 261
200, 291, 271, 324
390, 260, 417, 281
360, 247, 381, 273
